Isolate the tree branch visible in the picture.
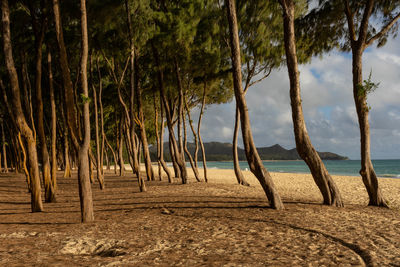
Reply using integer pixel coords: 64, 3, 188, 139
365, 11, 400, 47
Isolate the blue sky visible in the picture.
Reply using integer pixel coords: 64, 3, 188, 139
188, 36, 400, 160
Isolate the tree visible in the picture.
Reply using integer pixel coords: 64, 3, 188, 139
52, 0, 94, 222
1, 0, 43, 212
225, 0, 284, 210
307, 0, 400, 206
278, 0, 344, 207
342, 0, 399, 207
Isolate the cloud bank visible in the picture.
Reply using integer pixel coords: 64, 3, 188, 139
188, 37, 400, 160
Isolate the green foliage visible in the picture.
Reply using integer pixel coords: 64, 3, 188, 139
357, 70, 380, 98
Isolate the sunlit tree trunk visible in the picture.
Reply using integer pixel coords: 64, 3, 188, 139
1, 0, 43, 211
198, 81, 208, 182
118, 118, 125, 177
1, 120, 7, 173
279, 0, 343, 207
48, 50, 58, 191
225, 0, 284, 210
233, 106, 249, 186
343, 0, 389, 207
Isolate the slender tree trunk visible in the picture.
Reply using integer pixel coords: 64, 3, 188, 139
226, 0, 284, 210
20, 53, 36, 140
77, 0, 94, 222
30, 0, 55, 203
105, 136, 117, 174
352, 50, 387, 207
280, 0, 343, 207
198, 82, 208, 182
92, 68, 104, 189
63, 127, 72, 178
153, 94, 162, 180
1, 121, 7, 173
159, 99, 173, 183
183, 105, 201, 182
169, 135, 181, 178
48, 50, 58, 191
118, 118, 125, 177
17, 133, 31, 191
183, 95, 199, 169
134, 57, 154, 181
97, 57, 105, 180
1, 0, 43, 212
233, 106, 250, 186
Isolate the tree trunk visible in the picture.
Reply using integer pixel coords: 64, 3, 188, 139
134, 57, 154, 181
17, 133, 31, 191
105, 136, 117, 174
184, 95, 199, 169
159, 98, 173, 183
233, 105, 250, 186
198, 82, 208, 182
352, 50, 387, 207
225, 0, 284, 210
97, 56, 105, 181
280, 0, 343, 207
182, 103, 201, 182
77, 0, 94, 222
118, 118, 125, 177
1, 120, 7, 173
152, 44, 188, 183
92, 69, 105, 189
63, 127, 72, 178
48, 49, 58, 192
33, 24, 55, 203
2, 0, 43, 212
169, 134, 181, 179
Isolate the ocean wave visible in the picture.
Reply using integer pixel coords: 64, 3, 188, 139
379, 174, 400, 179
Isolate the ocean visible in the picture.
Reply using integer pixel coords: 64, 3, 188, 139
190, 159, 400, 179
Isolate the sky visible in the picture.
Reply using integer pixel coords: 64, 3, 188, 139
188, 36, 400, 160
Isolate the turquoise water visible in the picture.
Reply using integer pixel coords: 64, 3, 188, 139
192, 160, 400, 178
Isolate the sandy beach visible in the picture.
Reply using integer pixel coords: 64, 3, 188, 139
0, 167, 399, 266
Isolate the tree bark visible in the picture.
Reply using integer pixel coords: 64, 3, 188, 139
97, 57, 105, 182
182, 101, 201, 182
92, 63, 105, 189
17, 133, 31, 191
1, 0, 43, 212
1, 120, 7, 173
225, 0, 284, 210
233, 106, 250, 186
159, 98, 173, 183
343, 0, 388, 207
118, 118, 125, 177
105, 136, 118, 174
77, 0, 94, 222
33, 19, 55, 203
198, 81, 208, 182
279, 0, 343, 207
352, 50, 387, 207
48, 49, 58, 192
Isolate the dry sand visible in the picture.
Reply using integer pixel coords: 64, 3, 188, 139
0, 166, 399, 266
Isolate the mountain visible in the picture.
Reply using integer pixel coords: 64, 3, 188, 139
149, 142, 348, 161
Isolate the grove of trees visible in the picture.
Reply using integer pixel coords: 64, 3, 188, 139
1, 0, 399, 222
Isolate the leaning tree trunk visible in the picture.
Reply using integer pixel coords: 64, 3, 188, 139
184, 95, 200, 169
225, 0, 284, 210
198, 82, 208, 182
233, 106, 250, 186
280, 0, 343, 207
352, 50, 387, 207
48, 49, 58, 191
1, 0, 43, 212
